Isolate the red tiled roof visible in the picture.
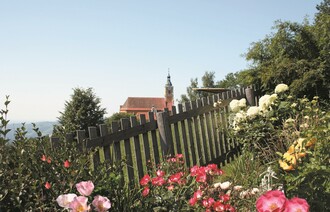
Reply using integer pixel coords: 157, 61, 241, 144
120, 97, 166, 110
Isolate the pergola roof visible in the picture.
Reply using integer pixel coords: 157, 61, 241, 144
192, 88, 231, 93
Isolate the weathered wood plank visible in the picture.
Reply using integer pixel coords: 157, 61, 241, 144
167, 98, 233, 124
191, 100, 202, 165
219, 91, 228, 165
77, 130, 86, 151
111, 122, 122, 163
86, 120, 157, 148
121, 118, 134, 184
211, 95, 220, 157
65, 133, 74, 143
184, 101, 196, 165
89, 126, 100, 169
208, 95, 219, 158
50, 136, 60, 150
178, 103, 190, 167
140, 114, 151, 168
149, 111, 160, 166
201, 98, 211, 163
131, 116, 144, 181
196, 99, 206, 165
171, 106, 182, 155
206, 96, 216, 160
99, 124, 111, 164
157, 111, 174, 156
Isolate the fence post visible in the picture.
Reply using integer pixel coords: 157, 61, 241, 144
156, 111, 174, 157
50, 136, 60, 149
245, 86, 256, 106
88, 126, 100, 169
76, 130, 86, 151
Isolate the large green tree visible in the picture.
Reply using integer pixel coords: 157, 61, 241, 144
57, 87, 106, 133
217, 0, 329, 100
240, 0, 329, 99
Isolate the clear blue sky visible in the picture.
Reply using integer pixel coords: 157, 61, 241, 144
0, 0, 322, 122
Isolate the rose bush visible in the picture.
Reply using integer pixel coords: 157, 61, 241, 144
225, 84, 330, 211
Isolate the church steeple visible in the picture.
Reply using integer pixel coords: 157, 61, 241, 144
165, 71, 174, 109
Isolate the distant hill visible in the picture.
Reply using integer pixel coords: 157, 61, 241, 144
6, 121, 57, 141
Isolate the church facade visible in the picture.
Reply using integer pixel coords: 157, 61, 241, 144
119, 74, 174, 119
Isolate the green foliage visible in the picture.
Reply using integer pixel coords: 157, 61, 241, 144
279, 103, 330, 211
0, 98, 132, 211
216, 72, 240, 89
226, 84, 330, 210
57, 87, 106, 133
105, 112, 135, 127
179, 71, 218, 103
221, 152, 268, 188
0, 95, 11, 145
218, 0, 330, 101
180, 77, 199, 103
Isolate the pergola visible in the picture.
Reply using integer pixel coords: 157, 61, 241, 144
192, 88, 231, 93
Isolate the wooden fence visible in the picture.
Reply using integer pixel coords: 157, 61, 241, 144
50, 86, 258, 185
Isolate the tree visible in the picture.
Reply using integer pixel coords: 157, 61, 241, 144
179, 71, 217, 102
179, 78, 199, 103
217, 0, 329, 100
57, 88, 106, 133
216, 72, 240, 89
105, 112, 134, 127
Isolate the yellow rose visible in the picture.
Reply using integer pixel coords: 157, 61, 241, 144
279, 160, 294, 171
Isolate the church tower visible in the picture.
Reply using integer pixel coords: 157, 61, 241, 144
165, 72, 174, 109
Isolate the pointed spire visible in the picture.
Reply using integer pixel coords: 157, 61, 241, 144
166, 68, 172, 86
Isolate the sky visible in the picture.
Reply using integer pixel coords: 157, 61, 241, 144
0, 0, 322, 122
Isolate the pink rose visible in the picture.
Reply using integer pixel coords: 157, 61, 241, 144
69, 196, 90, 212
142, 187, 150, 197
76, 181, 94, 196
92, 195, 111, 212
256, 190, 286, 212
140, 174, 151, 186
283, 197, 309, 212
56, 193, 77, 208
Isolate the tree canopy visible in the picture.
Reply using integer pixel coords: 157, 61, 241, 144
179, 71, 217, 102
215, 0, 330, 100
105, 112, 134, 127
57, 87, 106, 133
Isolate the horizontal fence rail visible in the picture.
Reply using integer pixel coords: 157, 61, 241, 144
50, 86, 258, 185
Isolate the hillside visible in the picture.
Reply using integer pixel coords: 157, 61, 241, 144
6, 121, 57, 141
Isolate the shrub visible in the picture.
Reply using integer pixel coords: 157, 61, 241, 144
0, 97, 131, 211
225, 84, 330, 211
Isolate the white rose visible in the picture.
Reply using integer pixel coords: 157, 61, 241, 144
229, 99, 240, 112
269, 94, 278, 104
275, 83, 289, 93
258, 95, 270, 111
213, 182, 221, 188
238, 98, 246, 108
239, 190, 249, 198
234, 111, 246, 122
233, 185, 243, 191
251, 188, 260, 195
247, 106, 260, 118
220, 181, 231, 190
